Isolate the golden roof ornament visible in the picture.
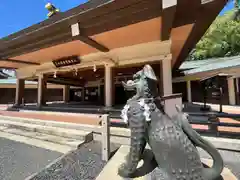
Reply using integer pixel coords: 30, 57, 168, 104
45, 3, 60, 18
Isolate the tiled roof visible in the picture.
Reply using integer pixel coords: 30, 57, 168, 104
2, 70, 15, 77
179, 56, 240, 75
0, 78, 37, 85
0, 71, 9, 79
179, 59, 211, 70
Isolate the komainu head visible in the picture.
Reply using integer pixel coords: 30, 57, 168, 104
122, 64, 159, 98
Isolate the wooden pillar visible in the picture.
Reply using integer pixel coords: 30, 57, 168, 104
63, 85, 70, 103
98, 83, 101, 103
37, 74, 47, 106
227, 78, 236, 105
160, 59, 173, 96
105, 65, 114, 107
112, 68, 115, 106
15, 79, 25, 106
187, 81, 192, 102
235, 78, 239, 105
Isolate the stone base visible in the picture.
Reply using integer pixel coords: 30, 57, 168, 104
201, 159, 237, 180
96, 145, 237, 180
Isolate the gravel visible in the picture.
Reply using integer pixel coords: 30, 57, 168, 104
0, 137, 62, 180
28, 142, 239, 180
28, 141, 120, 180
1, 135, 238, 180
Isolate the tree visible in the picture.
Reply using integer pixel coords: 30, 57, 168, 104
233, 0, 240, 20
188, 1, 240, 61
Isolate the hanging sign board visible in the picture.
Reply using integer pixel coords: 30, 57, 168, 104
52, 56, 80, 68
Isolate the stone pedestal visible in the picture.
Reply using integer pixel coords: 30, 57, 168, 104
201, 159, 237, 180
162, 93, 182, 118
96, 146, 237, 180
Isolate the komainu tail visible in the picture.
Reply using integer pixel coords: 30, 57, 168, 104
175, 106, 224, 180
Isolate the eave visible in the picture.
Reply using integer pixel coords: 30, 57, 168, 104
0, 0, 162, 60
0, 0, 228, 72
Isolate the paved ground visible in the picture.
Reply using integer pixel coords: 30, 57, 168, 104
0, 137, 62, 180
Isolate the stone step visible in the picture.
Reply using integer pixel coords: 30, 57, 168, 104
0, 115, 100, 132
97, 145, 237, 180
1, 115, 239, 152
0, 119, 93, 142
0, 126, 84, 148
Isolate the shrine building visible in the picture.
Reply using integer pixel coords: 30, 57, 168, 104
0, 0, 228, 112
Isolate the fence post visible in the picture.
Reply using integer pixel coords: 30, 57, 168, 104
208, 112, 219, 136
101, 114, 110, 161
22, 98, 25, 106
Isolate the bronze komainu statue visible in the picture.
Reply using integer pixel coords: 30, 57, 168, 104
118, 64, 223, 180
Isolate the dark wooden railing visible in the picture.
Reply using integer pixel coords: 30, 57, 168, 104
100, 111, 240, 162
109, 112, 240, 139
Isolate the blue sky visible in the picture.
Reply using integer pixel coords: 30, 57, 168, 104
0, 0, 88, 38
0, 0, 235, 38
220, 0, 234, 15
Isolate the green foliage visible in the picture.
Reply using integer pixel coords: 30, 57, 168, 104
188, 9, 240, 61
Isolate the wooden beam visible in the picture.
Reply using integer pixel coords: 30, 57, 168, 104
0, 58, 40, 65
47, 77, 85, 87
0, 0, 161, 59
0, 67, 18, 70
83, 0, 161, 36
173, 0, 227, 69
0, 32, 71, 59
79, 36, 109, 52
161, 0, 177, 41
74, 35, 109, 52
71, 23, 109, 52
